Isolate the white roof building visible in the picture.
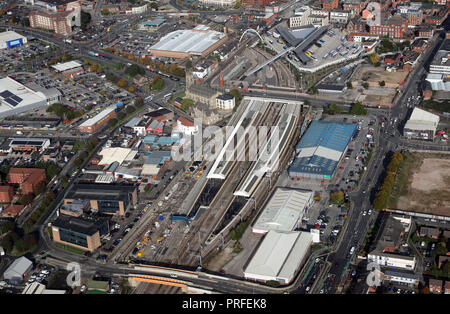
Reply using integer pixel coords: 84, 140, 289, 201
404, 107, 440, 132
252, 188, 314, 234
425, 73, 450, 92
78, 105, 116, 129
0, 77, 60, 118
3, 256, 33, 282
244, 230, 313, 284
150, 25, 226, 56
98, 147, 137, 166
0, 31, 27, 50
51, 60, 83, 72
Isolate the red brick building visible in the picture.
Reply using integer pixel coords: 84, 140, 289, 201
1, 204, 25, 218
8, 168, 46, 195
0, 185, 14, 203
369, 16, 408, 39
343, 0, 367, 16
322, 0, 339, 10
424, 7, 449, 25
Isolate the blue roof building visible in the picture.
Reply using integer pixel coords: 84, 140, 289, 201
289, 121, 356, 180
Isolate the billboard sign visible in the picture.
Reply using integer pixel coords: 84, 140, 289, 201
7, 38, 23, 48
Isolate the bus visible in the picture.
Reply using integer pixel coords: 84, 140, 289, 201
164, 93, 172, 99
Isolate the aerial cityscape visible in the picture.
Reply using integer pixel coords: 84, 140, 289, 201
0, 0, 449, 300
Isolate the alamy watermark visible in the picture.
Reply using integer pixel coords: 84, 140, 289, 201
366, 261, 382, 288
66, 262, 81, 288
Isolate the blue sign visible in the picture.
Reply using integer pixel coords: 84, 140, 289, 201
7, 38, 23, 48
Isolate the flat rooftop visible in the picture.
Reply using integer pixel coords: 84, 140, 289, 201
65, 183, 137, 202
0, 77, 47, 115
51, 60, 83, 72
0, 31, 26, 42
253, 188, 313, 233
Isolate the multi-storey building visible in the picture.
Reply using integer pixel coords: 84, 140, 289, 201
29, 8, 80, 35
368, 15, 408, 39
322, 0, 339, 10
51, 214, 109, 252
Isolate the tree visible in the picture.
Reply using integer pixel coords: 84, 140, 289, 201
101, 8, 110, 15
61, 175, 69, 188
185, 60, 192, 70
362, 82, 369, 89
327, 103, 344, 115
379, 81, 385, 87
126, 105, 136, 114
0, 233, 14, 253
347, 81, 353, 89
117, 79, 128, 88
23, 233, 37, 251
150, 75, 164, 91
80, 11, 91, 31
125, 64, 145, 77
228, 89, 243, 106
134, 97, 144, 108
18, 193, 34, 206
350, 102, 368, 115
0, 221, 15, 235
117, 112, 126, 120
369, 53, 379, 65
108, 118, 118, 128
34, 181, 46, 196
331, 191, 345, 205
21, 17, 30, 27
13, 238, 25, 253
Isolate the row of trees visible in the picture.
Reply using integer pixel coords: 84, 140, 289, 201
104, 71, 135, 93
23, 191, 56, 234
102, 47, 185, 77
108, 97, 145, 128
47, 103, 84, 121
1, 230, 37, 255
326, 103, 344, 115
373, 152, 404, 210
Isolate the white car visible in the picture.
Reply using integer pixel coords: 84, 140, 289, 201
362, 211, 367, 216
80, 285, 86, 293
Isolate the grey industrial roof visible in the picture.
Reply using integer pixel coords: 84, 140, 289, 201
244, 231, 313, 282
404, 107, 439, 131
3, 257, 33, 280
150, 25, 225, 55
253, 188, 313, 233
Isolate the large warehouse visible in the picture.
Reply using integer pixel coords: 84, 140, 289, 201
252, 188, 314, 235
149, 25, 228, 59
288, 121, 356, 182
78, 105, 116, 132
403, 107, 440, 141
0, 77, 60, 118
244, 230, 313, 285
0, 31, 27, 50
